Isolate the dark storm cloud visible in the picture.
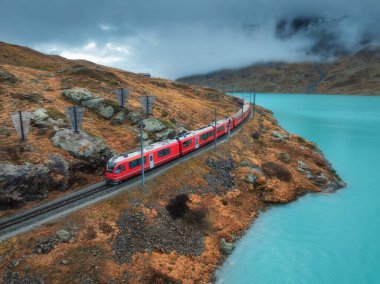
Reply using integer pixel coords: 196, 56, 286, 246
0, 0, 379, 77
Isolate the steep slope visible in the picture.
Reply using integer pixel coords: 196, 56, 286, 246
178, 46, 380, 95
0, 41, 240, 211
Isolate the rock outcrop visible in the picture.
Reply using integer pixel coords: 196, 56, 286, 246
142, 118, 166, 133
62, 88, 119, 119
0, 155, 69, 208
32, 108, 49, 127
0, 68, 18, 83
51, 129, 115, 163
127, 111, 142, 125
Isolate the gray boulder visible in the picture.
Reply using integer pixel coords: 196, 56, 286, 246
142, 118, 166, 133
220, 238, 235, 255
56, 229, 71, 243
297, 160, 310, 173
0, 155, 69, 208
246, 174, 257, 184
0, 68, 18, 83
51, 129, 115, 163
155, 128, 176, 141
111, 110, 127, 125
127, 111, 142, 125
62, 88, 93, 103
82, 97, 117, 119
33, 108, 49, 127
62, 88, 118, 119
271, 130, 288, 141
136, 131, 149, 141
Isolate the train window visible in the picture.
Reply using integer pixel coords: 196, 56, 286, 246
200, 131, 213, 140
183, 140, 192, 148
115, 166, 122, 174
107, 162, 116, 173
217, 126, 224, 132
129, 157, 147, 169
158, 147, 171, 158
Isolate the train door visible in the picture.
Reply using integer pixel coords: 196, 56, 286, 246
149, 153, 154, 169
195, 137, 199, 149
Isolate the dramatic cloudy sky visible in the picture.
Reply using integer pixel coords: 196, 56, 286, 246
0, 0, 379, 78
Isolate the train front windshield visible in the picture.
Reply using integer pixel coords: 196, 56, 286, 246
107, 162, 116, 173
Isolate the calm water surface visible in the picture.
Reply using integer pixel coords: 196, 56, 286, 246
217, 94, 380, 284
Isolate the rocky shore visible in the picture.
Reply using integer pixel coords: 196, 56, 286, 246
0, 105, 345, 283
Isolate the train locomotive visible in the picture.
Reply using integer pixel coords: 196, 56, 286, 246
105, 100, 251, 184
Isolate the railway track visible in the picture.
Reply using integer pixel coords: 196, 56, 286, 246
0, 184, 110, 232
0, 108, 253, 240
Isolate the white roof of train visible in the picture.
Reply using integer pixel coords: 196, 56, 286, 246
109, 138, 178, 164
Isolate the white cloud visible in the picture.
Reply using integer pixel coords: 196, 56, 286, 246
99, 23, 117, 32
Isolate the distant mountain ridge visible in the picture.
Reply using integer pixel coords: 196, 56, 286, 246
178, 46, 380, 95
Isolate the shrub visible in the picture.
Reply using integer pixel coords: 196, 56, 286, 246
99, 222, 114, 235
262, 161, 292, 182
251, 131, 261, 139
159, 118, 174, 129
184, 207, 208, 224
165, 194, 189, 219
82, 226, 97, 241
296, 136, 305, 143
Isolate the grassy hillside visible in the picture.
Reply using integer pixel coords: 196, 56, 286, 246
0, 41, 240, 211
178, 46, 380, 95
0, 42, 239, 163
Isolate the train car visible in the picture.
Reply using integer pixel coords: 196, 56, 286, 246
106, 100, 251, 184
106, 139, 180, 184
177, 132, 196, 156
192, 125, 215, 148
232, 103, 250, 128
215, 118, 229, 138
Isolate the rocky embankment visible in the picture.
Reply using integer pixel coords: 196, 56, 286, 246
0, 106, 345, 283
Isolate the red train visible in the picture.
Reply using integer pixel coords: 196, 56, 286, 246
105, 100, 251, 184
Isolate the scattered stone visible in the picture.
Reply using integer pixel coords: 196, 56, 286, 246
246, 174, 257, 184
0, 68, 18, 83
2, 270, 43, 284
111, 110, 127, 125
308, 172, 329, 186
154, 128, 176, 141
127, 111, 142, 125
204, 156, 236, 189
240, 160, 262, 173
297, 160, 310, 173
51, 129, 115, 164
32, 108, 49, 127
220, 238, 235, 255
271, 130, 288, 141
240, 160, 250, 167
277, 152, 291, 164
141, 118, 166, 133
113, 210, 204, 264
56, 229, 71, 243
60, 259, 70, 265
137, 132, 149, 141
34, 237, 59, 254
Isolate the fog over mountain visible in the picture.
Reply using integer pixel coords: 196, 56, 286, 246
0, 0, 379, 78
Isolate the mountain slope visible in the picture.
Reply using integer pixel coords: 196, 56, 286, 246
0, 41, 240, 210
178, 46, 380, 95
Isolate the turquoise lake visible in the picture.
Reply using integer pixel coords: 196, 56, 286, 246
217, 94, 380, 284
